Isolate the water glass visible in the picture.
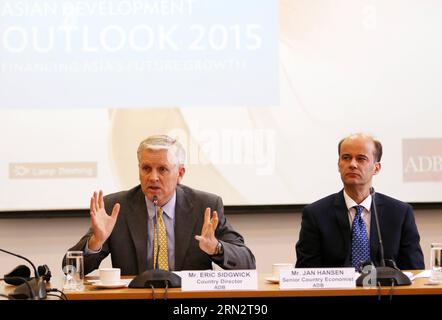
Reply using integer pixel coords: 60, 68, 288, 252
63, 251, 84, 291
430, 243, 442, 283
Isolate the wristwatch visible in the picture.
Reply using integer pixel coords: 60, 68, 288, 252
212, 241, 224, 256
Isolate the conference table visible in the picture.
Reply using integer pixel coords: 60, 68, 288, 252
2, 272, 442, 318
61, 272, 442, 317
63, 272, 442, 300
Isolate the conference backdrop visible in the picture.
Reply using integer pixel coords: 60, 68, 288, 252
1, 0, 441, 211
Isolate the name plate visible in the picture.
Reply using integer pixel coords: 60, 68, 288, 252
279, 268, 356, 289
181, 270, 258, 291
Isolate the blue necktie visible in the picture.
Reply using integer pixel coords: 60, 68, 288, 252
351, 205, 370, 269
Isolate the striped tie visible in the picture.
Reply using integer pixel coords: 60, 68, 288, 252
351, 205, 370, 269
153, 208, 169, 270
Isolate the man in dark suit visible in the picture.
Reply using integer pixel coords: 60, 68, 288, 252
295, 133, 424, 270
65, 135, 255, 275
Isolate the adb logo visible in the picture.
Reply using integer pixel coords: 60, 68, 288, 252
403, 138, 442, 182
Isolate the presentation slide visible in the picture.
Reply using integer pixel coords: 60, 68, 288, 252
1, 0, 441, 211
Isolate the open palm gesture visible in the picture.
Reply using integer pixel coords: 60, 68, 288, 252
195, 207, 219, 255
88, 190, 120, 250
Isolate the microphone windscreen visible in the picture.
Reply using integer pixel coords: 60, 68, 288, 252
4, 264, 31, 285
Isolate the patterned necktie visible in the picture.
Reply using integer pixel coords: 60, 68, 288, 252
351, 205, 370, 269
153, 207, 169, 270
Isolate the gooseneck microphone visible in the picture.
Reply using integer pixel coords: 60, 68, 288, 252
355, 188, 411, 286
0, 248, 39, 277
370, 187, 386, 268
0, 248, 47, 299
128, 195, 181, 289
153, 195, 160, 270
3, 264, 31, 285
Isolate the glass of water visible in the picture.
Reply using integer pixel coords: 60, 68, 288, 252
63, 251, 84, 291
430, 243, 442, 283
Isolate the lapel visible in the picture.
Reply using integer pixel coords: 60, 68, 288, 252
174, 185, 197, 270
125, 186, 149, 273
334, 190, 351, 265
369, 194, 383, 265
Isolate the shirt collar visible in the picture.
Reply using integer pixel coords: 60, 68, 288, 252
145, 192, 176, 220
343, 189, 372, 212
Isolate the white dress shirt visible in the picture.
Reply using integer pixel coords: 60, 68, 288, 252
343, 190, 372, 239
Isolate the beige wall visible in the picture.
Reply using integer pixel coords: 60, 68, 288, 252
0, 209, 441, 282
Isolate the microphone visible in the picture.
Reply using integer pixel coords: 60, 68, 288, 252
371, 187, 385, 268
153, 195, 160, 270
3, 265, 31, 285
0, 248, 47, 299
355, 188, 411, 286
128, 195, 181, 289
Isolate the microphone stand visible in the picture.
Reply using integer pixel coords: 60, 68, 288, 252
128, 195, 181, 289
356, 188, 411, 286
0, 248, 47, 299
154, 196, 160, 270
0, 276, 36, 299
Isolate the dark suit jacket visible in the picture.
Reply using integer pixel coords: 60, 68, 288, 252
295, 190, 424, 270
66, 184, 256, 275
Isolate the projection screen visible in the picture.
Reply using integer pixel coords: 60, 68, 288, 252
1, 0, 441, 212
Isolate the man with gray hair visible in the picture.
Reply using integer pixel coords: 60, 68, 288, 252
66, 135, 255, 275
